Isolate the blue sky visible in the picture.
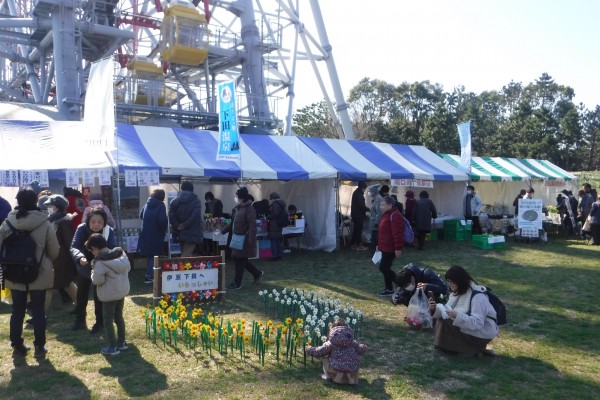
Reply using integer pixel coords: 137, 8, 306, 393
292, 0, 600, 112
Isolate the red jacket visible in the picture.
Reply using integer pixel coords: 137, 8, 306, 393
378, 209, 404, 252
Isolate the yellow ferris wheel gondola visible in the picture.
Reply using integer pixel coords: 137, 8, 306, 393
160, 0, 209, 66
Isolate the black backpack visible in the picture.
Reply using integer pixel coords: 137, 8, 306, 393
277, 202, 289, 226
0, 220, 42, 285
468, 288, 507, 325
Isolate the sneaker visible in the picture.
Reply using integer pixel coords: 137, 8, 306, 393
378, 289, 394, 297
116, 342, 129, 351
90, 323, 104, 335
254, 270, 264, 284
100, 346, 120, 356
34, 345, 48, 359
283, 249, 292, 254
12, 344, 31, 357
144, 277, 153, 284
226, 282, 241, 290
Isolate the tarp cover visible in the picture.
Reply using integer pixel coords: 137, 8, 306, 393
299, 137, 468, 181
439, 153, 576, 181
0, 120, 112, 171
114, 124, 337, 180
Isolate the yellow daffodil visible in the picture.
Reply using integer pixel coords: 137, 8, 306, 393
285, 317, 292, 325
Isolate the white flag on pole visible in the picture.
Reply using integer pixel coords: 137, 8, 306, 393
457, 121, 472, 175
84, 57, 115, 150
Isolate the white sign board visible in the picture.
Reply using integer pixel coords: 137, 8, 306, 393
392, 179, 434, 188
518, 198, 543, 237
162, 269, 219, 293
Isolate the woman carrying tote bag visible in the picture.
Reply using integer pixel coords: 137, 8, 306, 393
221, 187, 263, 290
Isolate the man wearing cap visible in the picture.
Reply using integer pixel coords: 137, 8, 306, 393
168, 181, 203, 257
350, 181, 369, 250
463, 185, 483, 234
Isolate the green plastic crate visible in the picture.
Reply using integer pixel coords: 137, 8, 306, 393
445, 230, 466, 241
471, 234, 493, 249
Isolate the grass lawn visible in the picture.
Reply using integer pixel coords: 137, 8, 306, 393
0, 237, 599, 399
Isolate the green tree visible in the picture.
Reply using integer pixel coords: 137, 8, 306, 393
291, 101, 337, 138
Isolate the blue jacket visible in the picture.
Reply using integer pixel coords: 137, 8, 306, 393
168, 190, 203, 244
70, 223, 117, 279
138, 196, 168, 256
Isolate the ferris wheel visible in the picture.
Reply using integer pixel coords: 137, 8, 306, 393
0, 0, 354, 138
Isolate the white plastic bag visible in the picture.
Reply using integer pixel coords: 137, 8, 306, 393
404, 288, 433, 329
371, 250, 382, 265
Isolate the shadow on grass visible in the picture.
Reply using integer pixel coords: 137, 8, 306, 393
99, 344, 168, 397
412, 353, 600, 399
1, 357, 91, 400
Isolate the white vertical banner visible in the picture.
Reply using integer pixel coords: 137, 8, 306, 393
3, 171, 19, 187
216, 80, 241, 161
82, 170, 95, 186
66, 170, 80, 187
124, 170, 137, 187
457, 121, 472, 175
84, 57, 115, 150
20, 170, 49, 187
98, 168, 112, 185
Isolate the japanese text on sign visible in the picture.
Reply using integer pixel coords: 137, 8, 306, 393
162, 269, 219, 293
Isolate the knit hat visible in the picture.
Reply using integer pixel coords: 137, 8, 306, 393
269, 192, 281, 200
63, 187, 83, 198
405, 190, 414, 198
236, 187, 250, 200
181, 181, 194, 192
44, 194, 69, 212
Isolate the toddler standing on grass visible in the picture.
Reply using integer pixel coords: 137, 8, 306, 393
305, 319, 367, 385
87, 233, 130, 356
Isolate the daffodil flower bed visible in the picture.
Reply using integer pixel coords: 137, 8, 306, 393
142, 294, 311, 366
258, 287, 364, 345
141, 288, 364, 367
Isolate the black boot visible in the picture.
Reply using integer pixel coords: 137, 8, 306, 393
12, 343, 30, 357
71, 320, 87, 331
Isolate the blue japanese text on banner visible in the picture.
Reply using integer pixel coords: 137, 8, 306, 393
217, 81, 240, 161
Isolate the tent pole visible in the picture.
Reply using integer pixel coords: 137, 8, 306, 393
105, 149, 122, 251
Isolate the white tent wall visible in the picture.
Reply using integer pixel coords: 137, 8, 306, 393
339, 181, 466, 219
120, 179, 337, 252
473, 180, 579, 214
259, 180, 337, 252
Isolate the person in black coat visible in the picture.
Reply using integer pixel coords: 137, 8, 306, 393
168, 181, 203, 256
350, 181, 369, 250
267, 192, 287, 261
138, 189, 168, 283
204, 191, 224, 218
413, 191, 437, 250
391, 263, 448, 306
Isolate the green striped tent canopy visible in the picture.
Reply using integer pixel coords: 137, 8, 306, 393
438, 154, 576, 182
